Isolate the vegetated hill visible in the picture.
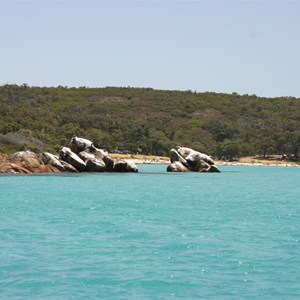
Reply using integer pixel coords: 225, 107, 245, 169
0, 84, 299, 159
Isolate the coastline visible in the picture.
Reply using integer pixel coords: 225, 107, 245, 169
1, 152, 299, 170
215, 161, 300, 167
109, 154, 300, 167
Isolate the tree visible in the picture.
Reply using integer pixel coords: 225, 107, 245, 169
148, 129, 170, 156
255, 137, 276, 158
216, 140, 240, 160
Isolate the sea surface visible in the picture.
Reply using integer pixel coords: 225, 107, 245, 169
0, 165, 299, 299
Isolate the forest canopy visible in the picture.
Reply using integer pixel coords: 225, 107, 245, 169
0, 84, 299, 159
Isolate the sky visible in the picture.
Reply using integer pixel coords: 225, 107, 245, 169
0, 0, 300, 98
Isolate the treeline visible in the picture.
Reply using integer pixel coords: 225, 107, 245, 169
0, 84, 299, 159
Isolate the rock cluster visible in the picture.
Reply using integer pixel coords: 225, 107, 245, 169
167, 146, 220, 172
0, 136, 138, 174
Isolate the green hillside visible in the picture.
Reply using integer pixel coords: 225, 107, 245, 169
0, 84, 299, 159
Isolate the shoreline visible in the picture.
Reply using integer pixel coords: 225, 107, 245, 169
133, 161, 300, 167
111, 155, 300, 168
120, 159, 300, 168
215, 161, 300, 167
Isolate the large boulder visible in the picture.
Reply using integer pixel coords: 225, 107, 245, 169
59, 147, 86, 172
85, 158, 106, 172
113, 160, 138, 173
78, 151, 95, 162
69, 136, 93, 154
40, 152, 78, 173
9, 151, 42, 171
172, 146, 214, 166
88, 144, 109, 158
168, 146, 220, 173
83, 144, 114, 171
78, 150, 106, 172
102, 155, 114, 172
166, 161, 190, 172
40, 152, 65, 172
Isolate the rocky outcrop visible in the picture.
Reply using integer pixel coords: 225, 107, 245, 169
167, 146, 220, 173
0, 162, 33, 174
0, 136, 139, 174
69, 136, 115, 171
62, 137, 138, 173
0, 150, 61, 174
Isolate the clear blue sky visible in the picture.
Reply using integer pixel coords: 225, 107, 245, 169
1, 0, 299, 98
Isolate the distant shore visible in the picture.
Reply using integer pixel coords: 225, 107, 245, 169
220, 156, 300, 167
216, 161, 300, 167
109, 154, 300, 167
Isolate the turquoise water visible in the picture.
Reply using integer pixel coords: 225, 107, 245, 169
0, 165, 299, 299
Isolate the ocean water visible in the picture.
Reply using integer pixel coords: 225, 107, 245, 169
0, 165, 299, 299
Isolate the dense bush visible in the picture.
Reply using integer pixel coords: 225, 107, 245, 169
0, 84, 299, 158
